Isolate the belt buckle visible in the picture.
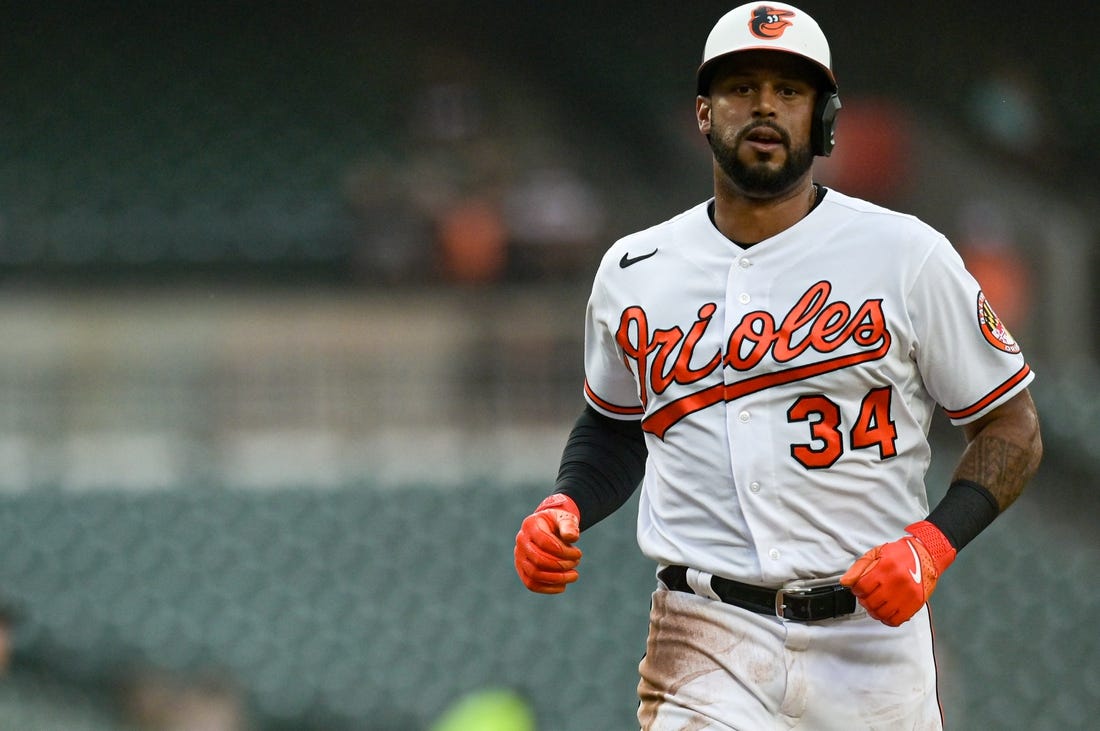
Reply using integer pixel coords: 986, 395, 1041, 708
775, 576, 844, 621
776, 585, 820, 621
774, 587, 818, 619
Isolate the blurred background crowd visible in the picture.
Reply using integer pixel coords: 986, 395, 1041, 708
0, 1, 1097, 729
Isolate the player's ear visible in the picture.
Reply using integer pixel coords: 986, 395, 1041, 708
696, 96, 712, 134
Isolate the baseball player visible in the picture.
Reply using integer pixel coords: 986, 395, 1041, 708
514, 3, 1043, 730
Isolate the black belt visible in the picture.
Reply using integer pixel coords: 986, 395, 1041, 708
658, 565, 857, 622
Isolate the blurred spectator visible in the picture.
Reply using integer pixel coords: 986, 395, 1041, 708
813, 96, 913, 205
346, 45, 521, 286
954, 199, 1033, 338
437, 194, 509, 284
412, 47, 487, 145
343, 141, 511, 285
343, 157, 436, 283
503, 166, 605, 280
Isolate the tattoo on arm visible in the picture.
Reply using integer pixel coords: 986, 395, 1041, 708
953, 434, 1039, 512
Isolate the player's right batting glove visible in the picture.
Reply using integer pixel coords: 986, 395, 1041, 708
839, 520, 957, 627
514, 494, 583, 594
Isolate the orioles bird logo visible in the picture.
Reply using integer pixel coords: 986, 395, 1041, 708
749, 6, 796, 39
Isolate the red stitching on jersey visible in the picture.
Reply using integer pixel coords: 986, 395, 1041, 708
942, 364, 1031, 421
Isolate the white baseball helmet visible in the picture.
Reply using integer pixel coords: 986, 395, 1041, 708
696, 3, 837, 96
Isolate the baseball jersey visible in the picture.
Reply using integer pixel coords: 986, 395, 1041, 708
582, 189, 1033, 586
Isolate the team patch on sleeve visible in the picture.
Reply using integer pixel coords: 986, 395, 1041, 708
977, 292, 1020, 354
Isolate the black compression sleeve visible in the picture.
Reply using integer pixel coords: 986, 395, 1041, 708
553, 405, 648, 531
926, 479, 1000, 550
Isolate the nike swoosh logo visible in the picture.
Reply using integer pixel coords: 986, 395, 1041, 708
906, 541, 922, 583
619, 249, 658, 268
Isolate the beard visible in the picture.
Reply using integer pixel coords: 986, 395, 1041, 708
708, 121, 814, 197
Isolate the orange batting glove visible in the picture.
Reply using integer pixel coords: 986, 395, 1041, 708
840, 520, 957, 627
514, 494, 583, 594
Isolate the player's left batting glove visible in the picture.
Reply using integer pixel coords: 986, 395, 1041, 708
514, 494, 583, 595
840, 521, 957, 627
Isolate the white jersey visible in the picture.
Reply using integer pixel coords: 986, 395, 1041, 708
582, 189, 1033, 586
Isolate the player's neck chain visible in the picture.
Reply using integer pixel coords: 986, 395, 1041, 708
809, 182, 825, 213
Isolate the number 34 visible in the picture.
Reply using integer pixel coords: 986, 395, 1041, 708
786, 387, 898, 469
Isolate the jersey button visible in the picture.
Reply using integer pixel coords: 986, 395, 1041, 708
750, 481, 761, 493
739, 258, 752, 268
738, 410, 751, 423
769, 549, 781, 560
738, 292, 751, 304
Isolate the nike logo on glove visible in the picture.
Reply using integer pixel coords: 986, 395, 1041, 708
906, 540, 922, 583
619, 249, 658, 268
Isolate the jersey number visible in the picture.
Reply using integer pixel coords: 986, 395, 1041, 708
786, 387, 898, 469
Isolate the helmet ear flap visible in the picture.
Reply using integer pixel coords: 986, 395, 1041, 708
812, 89, 841, 156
